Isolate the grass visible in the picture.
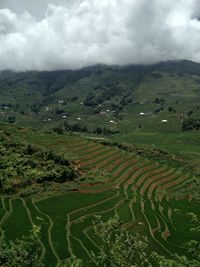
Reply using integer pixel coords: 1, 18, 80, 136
2, 199, 32, 240
116, 130, 200, 169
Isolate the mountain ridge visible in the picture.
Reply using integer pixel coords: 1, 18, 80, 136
1, 59, 200, 74
1, 59, 200, 137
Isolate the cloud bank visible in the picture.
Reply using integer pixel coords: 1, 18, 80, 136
0, 0, 200, 71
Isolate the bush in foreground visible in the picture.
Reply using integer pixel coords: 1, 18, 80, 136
0, 225, 42, 267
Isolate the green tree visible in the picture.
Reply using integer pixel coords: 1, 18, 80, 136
0, 225, 43, 267
91, 216, 148, 267
91, 216, 200, 267
59, 256, 82, 267
152, 252, 200, 267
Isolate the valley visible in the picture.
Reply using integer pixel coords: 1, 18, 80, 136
1, 61, 200, 266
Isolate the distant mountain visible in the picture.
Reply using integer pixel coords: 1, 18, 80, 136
1, 60, 200, 132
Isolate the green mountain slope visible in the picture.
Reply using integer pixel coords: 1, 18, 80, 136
1, 60, 200, 172
0, 60, 199, 128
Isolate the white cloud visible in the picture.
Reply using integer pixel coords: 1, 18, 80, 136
0, 0, 200, 71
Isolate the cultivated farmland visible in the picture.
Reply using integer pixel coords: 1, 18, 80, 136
0, 136, 199, 266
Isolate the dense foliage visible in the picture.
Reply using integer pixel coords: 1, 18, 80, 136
182, 117, 200, 131
91, 216, 200, 267
51, 121, 119, 135
0, 136, 78, 194
91, 216, 148, 267
0, 225, 42, 267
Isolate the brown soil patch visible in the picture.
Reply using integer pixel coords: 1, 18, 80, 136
81, 182, 105, 188
140, 169, 174, 195
79, 146, 109, 160
80, 150, 117, 167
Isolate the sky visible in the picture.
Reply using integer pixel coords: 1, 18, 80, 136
0, 0, 200, 71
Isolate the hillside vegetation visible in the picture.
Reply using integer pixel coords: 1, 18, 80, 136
1, 61, 200, 266
1, 60, 200, 133
1, 61, 200, 167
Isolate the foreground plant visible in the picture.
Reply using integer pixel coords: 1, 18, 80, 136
0, 225, 43, 267
91, 216, 148, 267
91, 215, 200, 267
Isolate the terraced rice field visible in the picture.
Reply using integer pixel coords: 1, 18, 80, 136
1, 138, 200, 266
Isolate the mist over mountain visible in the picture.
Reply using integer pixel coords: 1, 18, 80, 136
0, 0, 200, 71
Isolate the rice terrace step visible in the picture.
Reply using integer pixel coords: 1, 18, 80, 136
1, 136, 199, 266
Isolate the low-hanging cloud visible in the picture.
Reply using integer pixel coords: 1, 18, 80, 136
0, 0, 200, 71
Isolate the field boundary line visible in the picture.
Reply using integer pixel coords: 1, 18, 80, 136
0, 199, 12, 240
83, 226, 100, 250
68, 194, 118, 221
70, 195, 125, 225
66, 194, 119, 256
72, 236, 91, 257
32, 201, 61, 266
66, 214, 73, 256
21, 198, 46, 262
140, 200, 172, 255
